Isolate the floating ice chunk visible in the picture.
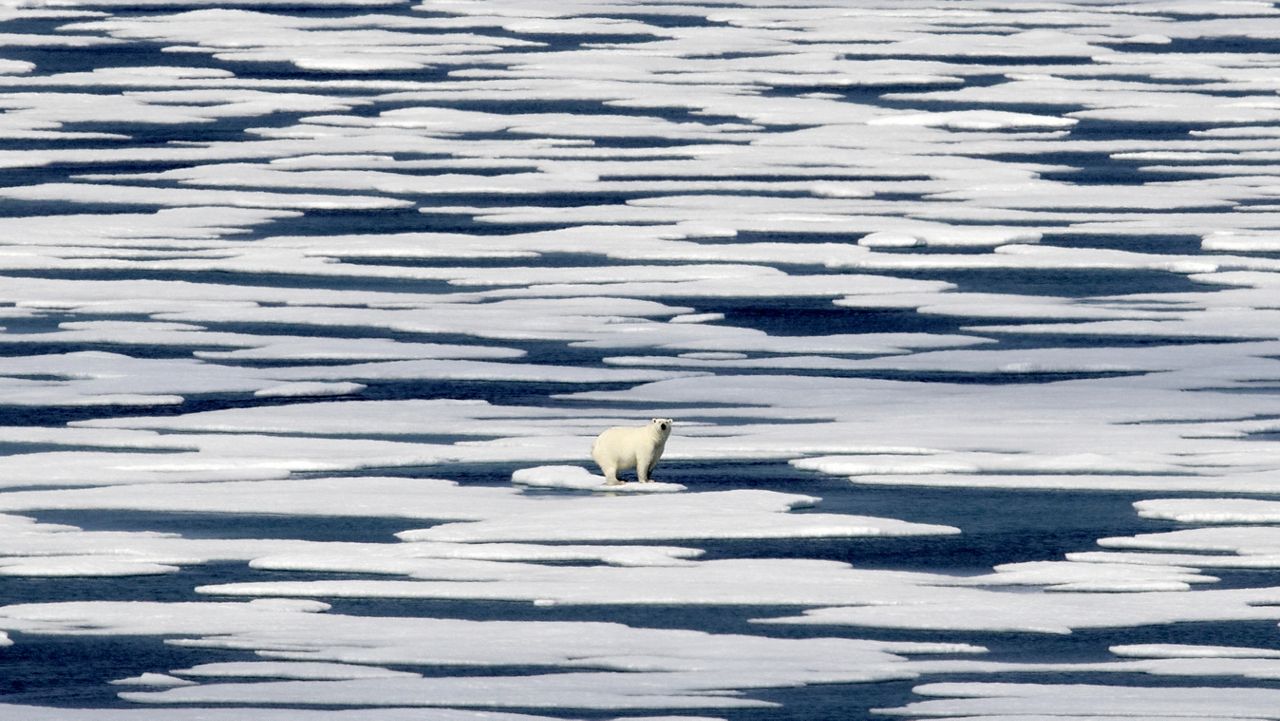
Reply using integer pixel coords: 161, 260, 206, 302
868, 110, 1076, 130
197, 338, 526, 362
668, 313, 723, 324
951, 560, 1216, 593
1098, 526, 1280, 556
0, 556, 180, 577
1069, 549, 1280, 569
93, 164, 836, 199
1071, 103, 1280, 124
1203, 230, 1280, 252
0, 207, 293, 247
1122, 33, 1173, 44
397, 489, 958, 543
761, 583, 1280, 635
862, 227, 1040, 249
0, 705, 554, 721
858, 232, 920, 248
0, 426, 190, 455
110, 673, 196, 687
0, 599, 949, 711
0, 513, 553, 578
249, 539, 701, 573
512, 465, 685, 493
840, 473, 1280, 494
175, 662, 419, 681
967, 311, 1280, 341
878, 682, 1280, 719
1126, 655, 1280, 680
143, 297, 706, 349
200, 555, 1194, 607
272, 358, 694, 386
1112, 644, 1280, 659
624, 331, 987, 357
73, 398, 553, 437
809, 182, 873, 198
0, 59, 33, 74
66, 8, 544, 72
605, 354, 884, 372
0, 183, 413, 211
678, 352, 745, 360
843, 291, 1169, 322
433, 263, 783, 289
5, 87, 359, 130
253, 382, 366, 399
0, 477, 517, 517
116, 673, 774, 710
795, 451, 1187, 478
0, 351, 292, 408
1135, 498, 1280, 524
0, 479, 946, 547
51, 0, 405, 5
246, 598, 331, 614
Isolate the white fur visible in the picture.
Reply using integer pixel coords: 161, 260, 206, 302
591, 418, 673, 485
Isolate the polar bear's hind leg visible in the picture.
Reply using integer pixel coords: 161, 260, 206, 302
601, 464, 622, 485
592, 441, 623, 485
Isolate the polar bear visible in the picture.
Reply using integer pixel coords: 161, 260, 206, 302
591, 418, 673, 485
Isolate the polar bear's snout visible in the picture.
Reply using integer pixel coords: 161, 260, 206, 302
591, 418, 673, 485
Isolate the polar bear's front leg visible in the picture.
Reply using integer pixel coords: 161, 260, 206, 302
635, 450, 655, 483
644, 455, 661, 483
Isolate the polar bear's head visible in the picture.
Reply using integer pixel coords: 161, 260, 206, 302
650, 418, 673, 438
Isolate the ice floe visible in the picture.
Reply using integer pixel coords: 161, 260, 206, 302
878, 682, 1280, 719
196, 556, 1219, 607
0, 599, 974, 712
760, 584, 1280, 635
0, 475, 956, 543
0, 705, 562, 721
253, 381, 367, 399
512, 464, 686, 493
1134, 498, 1280, 524
110, 673, 195, 687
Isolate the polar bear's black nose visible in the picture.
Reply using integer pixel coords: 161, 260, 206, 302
660, 422, 669, 431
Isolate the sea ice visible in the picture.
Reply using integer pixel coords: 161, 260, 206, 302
174, 662, 420, 680
253, 382, 367, 398
868, 110, 1078, 131
877, 682, 1280, 719
759, 584, 1280, 635
511, 465, 686, 493
11, 0, 1280, 717
0, 599, 970, 712
0, 704, 560, 721
195, 553, 1222, 606
110, 674, 196, 687
1135, 498, 1280, 524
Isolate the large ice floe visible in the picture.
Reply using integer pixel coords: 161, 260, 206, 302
8, 0, 1280, 719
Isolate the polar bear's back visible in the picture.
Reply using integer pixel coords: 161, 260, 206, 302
592, 425, 647, 464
